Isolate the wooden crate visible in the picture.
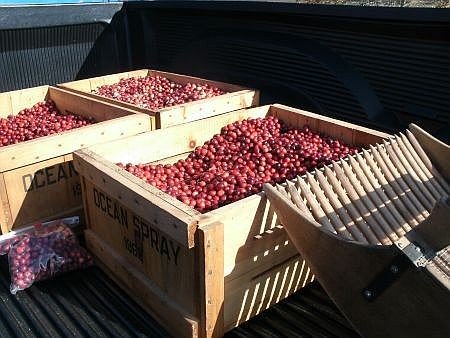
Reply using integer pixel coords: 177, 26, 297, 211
73, 104, 390, 338
58, 69, 259, 128
0, 86, 153, 234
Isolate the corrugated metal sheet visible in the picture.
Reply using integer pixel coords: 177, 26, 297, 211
0, 24, 106, 91
0, 256, 170, 338
0, 256, 357, 337
128, 5, 450, 135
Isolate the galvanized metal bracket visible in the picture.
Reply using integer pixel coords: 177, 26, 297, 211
394, 236, 433, 268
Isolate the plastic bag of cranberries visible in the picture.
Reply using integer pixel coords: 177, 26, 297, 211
0, 217, 93, 294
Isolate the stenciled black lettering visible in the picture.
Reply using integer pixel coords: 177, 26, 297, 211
34, 170, 46, 188
68, 161, 78, 177
123, 236, 143, 263
22, 174, 34, 192
160, 236, 170, 261
45, 166, 56, 185
149, 228, 159, 253
57, 163, 68, 181
99, 191, 106, 212
170, 241, 181, 266
114, 203, 125, 227
93, 188, 101, 207
140, 218, 150, 240
120, 207, 128, 228
106, 196, 114, 218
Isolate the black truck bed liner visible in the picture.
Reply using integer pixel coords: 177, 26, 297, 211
0, 257, 356, 337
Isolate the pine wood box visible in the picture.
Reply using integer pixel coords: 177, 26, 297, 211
0, 86, 153, 234
73, 104, 389, 338
59, 69, 260, 129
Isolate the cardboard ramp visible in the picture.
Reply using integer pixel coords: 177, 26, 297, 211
264, 124, 450, 337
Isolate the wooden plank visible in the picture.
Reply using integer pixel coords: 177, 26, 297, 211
85, 230, 199, 338
0, 86, 152, 172
75, 151, 198, 248
270, 104, 389, 145
82, 180, 197, 313
60, 70, 149, 93
157, 90, 259, 129
224, 255, 314, 331
84, 106, 270, 164
199, 193, 270, 275
224, 225, 298, 286
0, 113, 150, 173
2, 156, 81, 232
0, 173, 12, 234
152, 70, 248, 93
0, 85, 49, 117
49, 87, 156, 129
197, 222, 224, 338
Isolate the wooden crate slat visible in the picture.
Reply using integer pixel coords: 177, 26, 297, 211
75, 151, 198, 248
0, 85, 49, 118
0, 114, 149, 173
85, 229, 199, 338
85, 106, 269, 164
223, 255, 314, 331
0, 173, 12, 233
197, 223, 225, 338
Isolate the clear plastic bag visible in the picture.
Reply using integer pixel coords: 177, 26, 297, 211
0, 217, 93, 294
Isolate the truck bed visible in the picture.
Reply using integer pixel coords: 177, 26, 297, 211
1, 2, 448, 336
0, 257, 356, 337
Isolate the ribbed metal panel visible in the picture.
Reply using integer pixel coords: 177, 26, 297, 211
129, 6, 449, 135
0, 23, 120, 92
0, 256, 356, 337
226, 283, 358, 338
0, 257, 169, 338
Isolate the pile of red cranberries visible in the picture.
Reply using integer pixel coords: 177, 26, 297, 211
0, 100, 95, 147
94, 75, 226, 110
8, 224, 93, 294
118, 116, 360, 213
